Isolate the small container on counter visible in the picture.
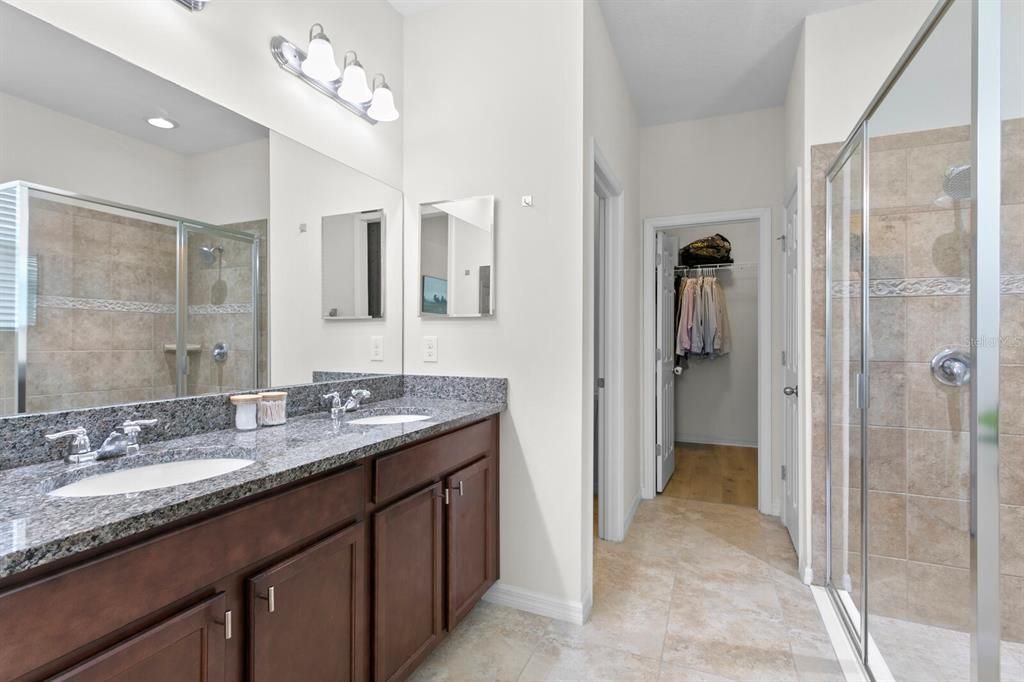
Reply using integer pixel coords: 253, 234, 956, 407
230, 394, 261, 431
258, 391, 288, 426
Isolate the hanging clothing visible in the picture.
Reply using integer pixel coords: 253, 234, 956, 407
673, 272, 731, 359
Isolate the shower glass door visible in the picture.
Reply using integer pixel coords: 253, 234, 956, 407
826, 132, 865, 645
824, 0, 1015, 679
178, 223, 259, 397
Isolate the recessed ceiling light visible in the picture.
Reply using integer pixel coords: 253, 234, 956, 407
146, 117, 178, 130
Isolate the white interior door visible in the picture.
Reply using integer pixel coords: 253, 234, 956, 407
781, 184, 801, 548
656, 233, 678, 493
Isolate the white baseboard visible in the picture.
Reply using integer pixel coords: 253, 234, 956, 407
675, 436, 758, 449
483, 582, 586, 624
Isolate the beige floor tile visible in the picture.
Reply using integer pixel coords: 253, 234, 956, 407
658, 662, 737, 681
409, 602, 551, 682
518, 640, 661, 681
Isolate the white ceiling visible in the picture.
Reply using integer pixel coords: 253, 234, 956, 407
387, 0, 452, 17
0, 3, 267, 156
598, 0, 868, 125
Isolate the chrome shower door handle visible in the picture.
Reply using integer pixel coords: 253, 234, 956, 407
783, 386, 798, 397
931, 347, 971, 386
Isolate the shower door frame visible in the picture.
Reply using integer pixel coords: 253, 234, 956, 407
8, 182, 261, 410
822, 0, 1003, 679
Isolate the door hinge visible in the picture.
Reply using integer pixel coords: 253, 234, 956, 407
656, 348, 662, 362
781, 350, 787, 366
777, 234, 786, 252
781, 465, 787, 481
597, 377, 605, 388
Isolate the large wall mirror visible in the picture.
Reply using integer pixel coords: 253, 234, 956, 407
0, 3, 403, 416
418, 196, 495, 317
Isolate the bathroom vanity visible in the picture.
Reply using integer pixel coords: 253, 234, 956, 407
0, 400, 501, 682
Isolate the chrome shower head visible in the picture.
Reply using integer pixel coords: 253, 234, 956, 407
942, 164, 972, 201
199, 245, 223, 265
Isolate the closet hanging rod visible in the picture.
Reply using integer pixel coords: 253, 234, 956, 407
674, 261, 757, 272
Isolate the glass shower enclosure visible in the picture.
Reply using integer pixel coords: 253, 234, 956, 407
824, 0, 1021, 679
0, 182, 260, 415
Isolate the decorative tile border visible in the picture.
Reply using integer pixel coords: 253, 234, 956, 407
37, 297, 255, 316
831, 274, 1024, 298
38, 296, 175, 314
188, 303, 254, 315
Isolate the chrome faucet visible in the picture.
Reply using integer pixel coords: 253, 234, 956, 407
322, 389, 372, 420
97, 419, 159, 460
46, 419, 159, 464
45, 427, 94, 464
346, 389, 371, 411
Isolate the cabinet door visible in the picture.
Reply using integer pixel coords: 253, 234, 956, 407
52, 593, 227, 682
248, 521, 366, 682
446, 456, 497, 629
374, 482, 444, 682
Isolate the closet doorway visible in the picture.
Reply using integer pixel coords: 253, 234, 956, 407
642, 209, 775, 516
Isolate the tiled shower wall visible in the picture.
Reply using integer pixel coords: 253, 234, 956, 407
810, 119, 1024, 642
14, 198, 267, 414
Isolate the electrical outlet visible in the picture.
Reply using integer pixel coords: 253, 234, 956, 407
370, 336, 384, 361
423, 336, 438, 363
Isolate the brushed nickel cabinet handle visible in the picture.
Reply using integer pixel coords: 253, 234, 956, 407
268, 586, 275, 613
224, 610, 232, 640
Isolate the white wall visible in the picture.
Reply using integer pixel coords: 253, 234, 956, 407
0, 91, 268, 226
582, 0, 641, 608
403, 0, 586, 613
0, 91, 187, 214
7, 0, 404, 188
639, 106, 784, 512
449, 217, 489, 316
668, 221, 759, 446
187, 138, 269, 226
321, 213, 357, 317
270, 132, 403, 381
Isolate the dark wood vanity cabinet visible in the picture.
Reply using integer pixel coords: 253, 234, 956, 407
0, 415, 498, 682
373, 483, 445, 682
249, 521, 367, 682
52, 594, 228, 682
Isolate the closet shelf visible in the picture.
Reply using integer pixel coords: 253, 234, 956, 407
674, 261, 757, 272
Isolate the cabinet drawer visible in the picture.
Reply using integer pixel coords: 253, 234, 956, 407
374, 418, 495, 503
0, 463, 366, 681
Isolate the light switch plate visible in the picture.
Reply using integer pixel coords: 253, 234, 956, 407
370, 336, 384, 361
423, 336, 438, 363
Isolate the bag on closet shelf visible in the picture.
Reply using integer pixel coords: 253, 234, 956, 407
678, 233, 734, 266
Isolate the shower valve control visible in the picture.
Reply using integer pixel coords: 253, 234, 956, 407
931, 347, 970, 387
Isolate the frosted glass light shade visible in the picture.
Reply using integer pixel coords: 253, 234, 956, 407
367, 84, 399, 122
338, 62, 372, 104
301, 36, 340, 82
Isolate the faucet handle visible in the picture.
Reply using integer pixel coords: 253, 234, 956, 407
351, 389, 371, 401
322, 392, 342, 405
45, 427, 94, 463
121, 418, 158, 435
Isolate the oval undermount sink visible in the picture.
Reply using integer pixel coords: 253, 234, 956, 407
346, 414, 431, 425
49, 458, 254, 497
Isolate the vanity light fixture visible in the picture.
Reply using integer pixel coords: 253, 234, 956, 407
337, 52, 372, 104
367, 75, 399, 122
300, 24, 341, 82
172, 0, 210, 10
270, 27, 398, 125
146, 117, 178, 129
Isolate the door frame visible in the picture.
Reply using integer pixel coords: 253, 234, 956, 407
641, 208, 775, 515
784, 168, 813, 584
591, 141, 627, 543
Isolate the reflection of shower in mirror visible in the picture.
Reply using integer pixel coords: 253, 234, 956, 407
934, 163, 972, 207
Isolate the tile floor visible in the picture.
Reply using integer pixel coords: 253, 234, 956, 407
411, 493, 843, 681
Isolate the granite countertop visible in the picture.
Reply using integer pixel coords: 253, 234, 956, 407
0, 396, 503, 580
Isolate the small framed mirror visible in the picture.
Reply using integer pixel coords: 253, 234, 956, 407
322, 210, 386, 320
419, 196, 495, 317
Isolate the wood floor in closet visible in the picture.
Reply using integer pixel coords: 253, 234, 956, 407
665, 442, 758, 508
